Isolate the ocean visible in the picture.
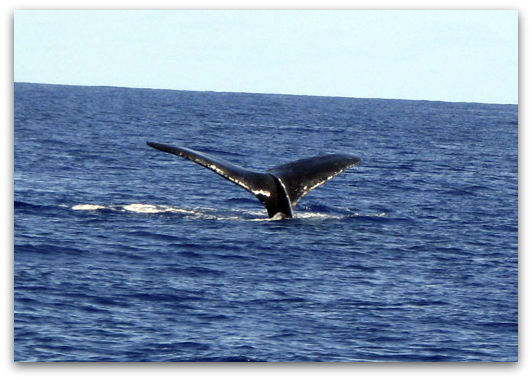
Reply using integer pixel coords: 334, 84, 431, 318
14, 82, 518, 362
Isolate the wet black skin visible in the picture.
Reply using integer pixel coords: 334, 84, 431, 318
147, 142, 362, 218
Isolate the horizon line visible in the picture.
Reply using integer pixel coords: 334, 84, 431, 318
14, 81, 518, 106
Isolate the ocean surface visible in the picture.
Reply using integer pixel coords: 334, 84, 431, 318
14, 83, 518, 362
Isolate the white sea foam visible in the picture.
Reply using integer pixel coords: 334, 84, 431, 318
70, 203, 381, 221
72, 203, 196, 214
123, 204, 168, 213
72, 204, 108, 211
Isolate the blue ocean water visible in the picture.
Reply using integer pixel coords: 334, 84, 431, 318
14, 83, 518, 362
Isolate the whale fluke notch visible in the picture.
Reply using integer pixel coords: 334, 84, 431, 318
147, 142, 361, 218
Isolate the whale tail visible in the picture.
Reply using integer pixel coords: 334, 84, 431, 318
147, 142, 361, 218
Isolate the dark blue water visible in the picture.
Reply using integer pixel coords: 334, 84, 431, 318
14, 83, 518, 362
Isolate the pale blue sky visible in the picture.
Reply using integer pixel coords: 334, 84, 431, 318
14, 10, 518, 104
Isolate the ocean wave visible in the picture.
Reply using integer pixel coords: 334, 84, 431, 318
70, 203, 383, 222
71, 203, 195, 214
71, 203, 264, 221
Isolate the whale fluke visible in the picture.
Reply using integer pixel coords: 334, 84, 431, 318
147, 142, 361, 218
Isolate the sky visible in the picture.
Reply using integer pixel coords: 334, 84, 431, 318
14, 10, 517, 104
